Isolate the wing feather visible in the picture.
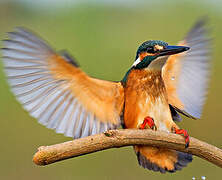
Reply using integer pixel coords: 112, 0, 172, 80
162, 19, 211, 118
2, 27, 124, 138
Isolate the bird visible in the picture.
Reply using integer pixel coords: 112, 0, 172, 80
1, 18, 210, 173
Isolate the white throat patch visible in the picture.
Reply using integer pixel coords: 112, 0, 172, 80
132, 57, 141, 67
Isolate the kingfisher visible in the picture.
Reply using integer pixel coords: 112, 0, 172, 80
2, 19, 210, 173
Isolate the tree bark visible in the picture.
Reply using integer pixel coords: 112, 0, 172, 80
33, 129, 222, 168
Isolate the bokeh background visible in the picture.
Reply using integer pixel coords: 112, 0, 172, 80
0, 0, 221, 179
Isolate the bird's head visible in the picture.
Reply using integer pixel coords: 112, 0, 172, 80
132, 40, 190, 69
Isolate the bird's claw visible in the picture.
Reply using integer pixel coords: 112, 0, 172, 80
172, 127, 190, 148
139, 116, 157, 130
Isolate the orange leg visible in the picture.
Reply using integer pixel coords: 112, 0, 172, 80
139, 116, 157, 130
172, 127, 190, 148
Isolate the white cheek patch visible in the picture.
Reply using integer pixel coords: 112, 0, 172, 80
132, 57, 141, 67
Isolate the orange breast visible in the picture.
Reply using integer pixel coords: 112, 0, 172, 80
124, 69, 174, 131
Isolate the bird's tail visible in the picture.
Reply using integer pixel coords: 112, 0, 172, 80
134, 145, 192, 173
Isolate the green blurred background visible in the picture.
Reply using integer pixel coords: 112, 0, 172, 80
0, 0, 221, 179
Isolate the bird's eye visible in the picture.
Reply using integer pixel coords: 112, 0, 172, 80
146, 47, 155, 53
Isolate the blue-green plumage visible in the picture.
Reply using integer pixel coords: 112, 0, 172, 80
121, 68, 132, 86
136, 40, 168, 59
134, 56, 156, 69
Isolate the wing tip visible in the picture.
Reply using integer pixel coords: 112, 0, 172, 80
187, 16, 211, 39
59, 50, 79, 67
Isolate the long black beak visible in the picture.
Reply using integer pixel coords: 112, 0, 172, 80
159, 45, 190, 56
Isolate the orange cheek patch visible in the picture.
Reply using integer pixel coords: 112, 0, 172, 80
139, 52, 156, 61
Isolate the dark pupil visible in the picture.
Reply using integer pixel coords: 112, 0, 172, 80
146, 47, 155, 53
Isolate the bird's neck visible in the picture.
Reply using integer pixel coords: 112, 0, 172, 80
125, 69, 166, 97
122, 66, 164, 86
122, 56, 167, 86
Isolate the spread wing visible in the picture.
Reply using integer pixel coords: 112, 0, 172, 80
2, 28, 124, 138
162, 19, 211, 119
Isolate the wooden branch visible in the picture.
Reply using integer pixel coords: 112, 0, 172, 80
33, 129, 222, 168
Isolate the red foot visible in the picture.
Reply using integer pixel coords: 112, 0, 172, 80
139, 116, 156, 130
172, 127, 190, 148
